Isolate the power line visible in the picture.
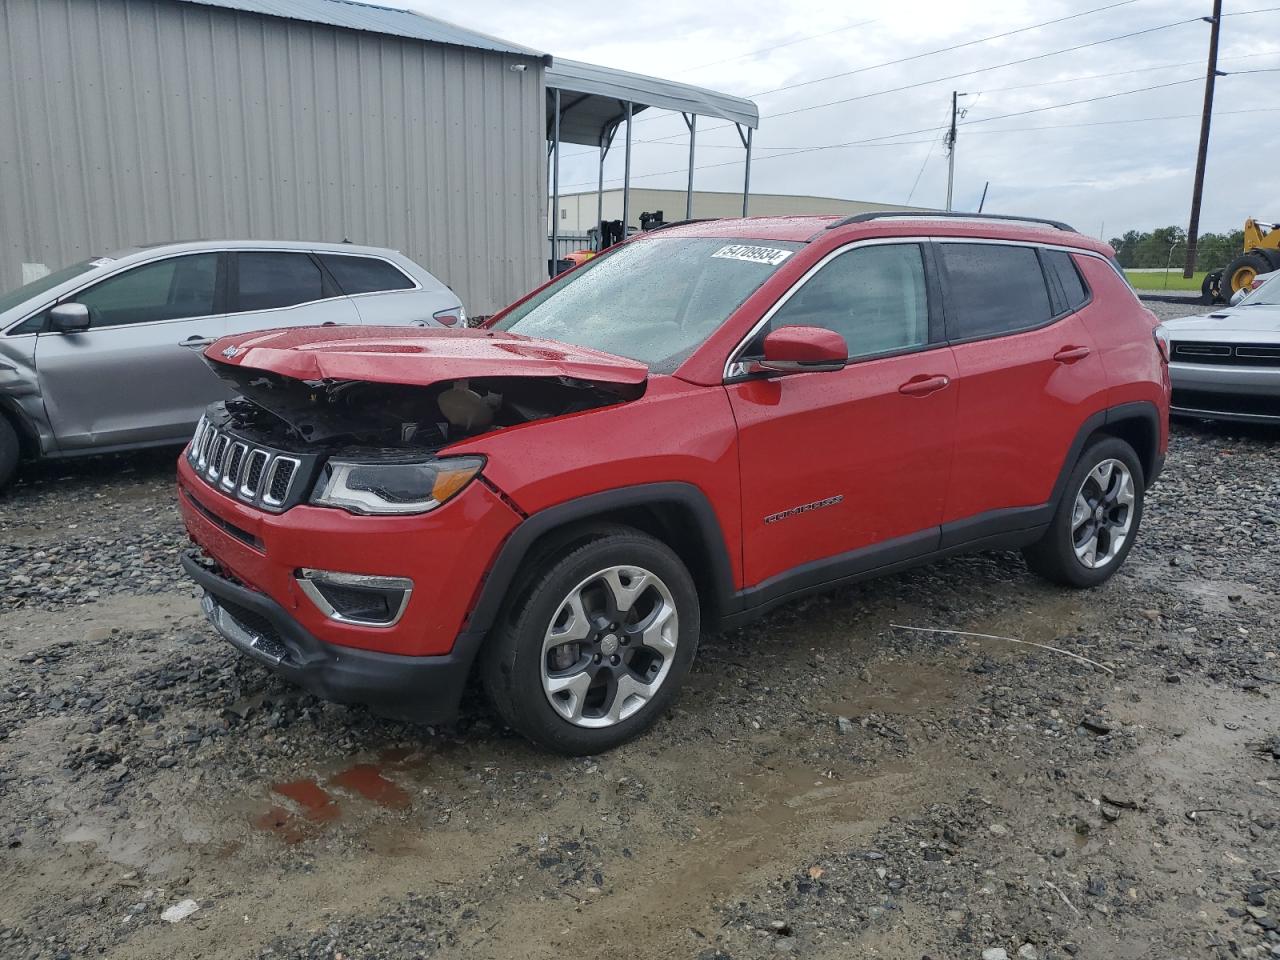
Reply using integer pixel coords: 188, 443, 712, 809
676, 18, 878, 74
610, 0, 1143, 142
640, 15, 1208, 145
561, 12, 1215, 161
743, 0, 1142, 100
570, 54, 1280, 153
557, 76, 1258, 191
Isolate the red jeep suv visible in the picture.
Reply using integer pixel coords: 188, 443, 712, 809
177, 213, 1170, 754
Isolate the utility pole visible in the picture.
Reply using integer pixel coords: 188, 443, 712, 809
1182, 0, 1223, 278
945, 91, 969, 212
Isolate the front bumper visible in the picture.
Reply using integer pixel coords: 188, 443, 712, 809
1169, 361, 1280, 423
184, 551, 482, 723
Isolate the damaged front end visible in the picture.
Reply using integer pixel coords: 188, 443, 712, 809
187, 329, 646, 516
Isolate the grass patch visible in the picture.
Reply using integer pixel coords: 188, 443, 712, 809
1125, 270, 1207, 292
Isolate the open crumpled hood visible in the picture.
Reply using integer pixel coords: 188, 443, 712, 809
204, 325, 649, 386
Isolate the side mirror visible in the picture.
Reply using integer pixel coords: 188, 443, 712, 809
756, 326, 848, 374
49, 302, 91, 333
1229, 287, 1248, 306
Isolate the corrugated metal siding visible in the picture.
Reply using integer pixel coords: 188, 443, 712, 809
0, 0, 546, 314
175, 0, 548, 59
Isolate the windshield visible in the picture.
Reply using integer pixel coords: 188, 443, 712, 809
1239, 275, 1280, 306
491, 238, 803, 370
0, 259, 103, 317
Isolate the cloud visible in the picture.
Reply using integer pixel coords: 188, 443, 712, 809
401, 0, 1280, 235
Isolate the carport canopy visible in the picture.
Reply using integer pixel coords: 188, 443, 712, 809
545, 58, 760, 273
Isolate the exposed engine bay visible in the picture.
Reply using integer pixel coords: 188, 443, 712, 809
207, 362, 644, 455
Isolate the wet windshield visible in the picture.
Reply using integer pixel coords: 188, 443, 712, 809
0, 259, 103, 317
491, 238, 803, 371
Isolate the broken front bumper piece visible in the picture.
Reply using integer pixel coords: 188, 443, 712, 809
183, 550, 481, 725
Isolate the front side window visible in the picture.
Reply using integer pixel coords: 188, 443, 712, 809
318, 254, 416, 295
940, 243, 1053, 340
1, 260, 103, 326
236, 252, 324, 311
491, 237, 803, 370
760, 243, 929, 359
75, 254, 219, 328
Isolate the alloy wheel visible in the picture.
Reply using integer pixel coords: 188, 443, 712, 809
540, 565, 678, 728
1071, 458, 1135, 569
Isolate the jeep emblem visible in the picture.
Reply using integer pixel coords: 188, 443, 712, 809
221, 345, 241, 359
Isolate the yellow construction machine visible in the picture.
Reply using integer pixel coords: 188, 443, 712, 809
1203, 218, 1280, 302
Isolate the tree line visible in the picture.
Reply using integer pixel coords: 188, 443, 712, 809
1108, 226, 1245, 272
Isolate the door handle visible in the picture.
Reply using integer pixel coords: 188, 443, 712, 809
180, 335, 216, 349
1053, 345, 1091, 364
898, 374, 951, 396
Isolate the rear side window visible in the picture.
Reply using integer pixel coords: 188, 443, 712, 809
319, 254, 415, 295
236, 252, 324, 311
765, 243, 930, 359
1043, 249, 1090, 313
940, 243, 1053, 340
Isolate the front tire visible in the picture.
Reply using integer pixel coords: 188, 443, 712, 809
1223, 251, 1271, 296
480, 527, 700, 755
1023, 437, 1145, 588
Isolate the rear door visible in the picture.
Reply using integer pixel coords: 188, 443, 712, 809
938, 241, 1108, 531
727, 240, 958, 590
316, 252, 461, 327
34, 252, 227, 449
221, 250, 358, 338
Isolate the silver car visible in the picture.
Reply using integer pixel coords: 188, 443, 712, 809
1159, 274, 1280, 424
0, 240, 465, 488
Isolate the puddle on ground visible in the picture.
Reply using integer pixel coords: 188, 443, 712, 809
250, 755, 423, 842
330, 763, 412, 810
272, 778, 340, 822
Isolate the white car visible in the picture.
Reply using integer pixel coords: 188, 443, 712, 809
0, 240, 464, 487
1159, 272, 1280, 424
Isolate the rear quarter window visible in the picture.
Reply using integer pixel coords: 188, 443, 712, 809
940, 243, 1053, 340
319, 254, 416, 295
1043, 249, 1090, 313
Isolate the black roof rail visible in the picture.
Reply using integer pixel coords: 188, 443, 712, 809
645, 218, 718, 232
827, 210, 1077, 232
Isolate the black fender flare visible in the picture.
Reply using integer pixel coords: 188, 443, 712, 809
1048, 401, 1164, 511
463, 481, 738, 639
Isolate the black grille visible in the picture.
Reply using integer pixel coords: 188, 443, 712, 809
269, 460, 296, 503
244, 451, 267, 492
1172, 388, 1280, 419
1172, 341, 1280, 367
223, 444, 246, 486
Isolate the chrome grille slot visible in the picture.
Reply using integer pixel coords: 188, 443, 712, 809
241, 450, 269, 499
220, 442, 248, 490
184, 417, 309, 513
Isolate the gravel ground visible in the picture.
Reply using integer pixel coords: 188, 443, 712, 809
2, 299, 1278, 960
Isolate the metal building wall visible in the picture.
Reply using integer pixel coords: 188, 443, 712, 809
0, 0, 546, 314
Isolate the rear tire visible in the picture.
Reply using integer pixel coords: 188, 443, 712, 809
480, 526, 700, 755
1023, 437, 1144, 588
0, 417, 19, 491
1200, 270, 1222, 305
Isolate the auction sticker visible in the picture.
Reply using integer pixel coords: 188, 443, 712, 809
712, 244, 793, 266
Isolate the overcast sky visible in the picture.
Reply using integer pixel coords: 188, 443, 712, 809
401, 0, 1279, 238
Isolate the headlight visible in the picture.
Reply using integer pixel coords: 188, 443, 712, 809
310, 456, 485, 515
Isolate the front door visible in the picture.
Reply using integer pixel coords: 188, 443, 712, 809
727, 241, 958, 592
35, 252, 226, 450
